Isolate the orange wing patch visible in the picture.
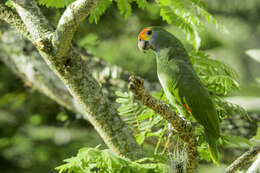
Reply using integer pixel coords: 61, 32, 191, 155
184, 104, 192, 115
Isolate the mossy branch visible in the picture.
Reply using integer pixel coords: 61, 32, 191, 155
128, 75, 198, 173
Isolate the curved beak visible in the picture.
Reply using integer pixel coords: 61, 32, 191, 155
138, 39, 151, 52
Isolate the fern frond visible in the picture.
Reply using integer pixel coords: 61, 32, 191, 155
115, 0, 132, 18
158, 0, 203, 50
190, 51, 240, 95
56, 147, 170, 173
136, 0, 148, 9
157, 0, 226, 49
89, 0, 112, 24
116, 91, 168, 148
190, 0, 227, 33
212, 95, 249, 120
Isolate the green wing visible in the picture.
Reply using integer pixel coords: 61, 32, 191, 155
172, 62, 220, 163
156, 47, 220, 137
174, 62, 220, 137
154, 29, 220, 163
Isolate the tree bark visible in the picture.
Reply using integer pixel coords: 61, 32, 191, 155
0, 0, 144, 160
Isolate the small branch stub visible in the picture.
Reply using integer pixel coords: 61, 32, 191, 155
53, 0, 100, 57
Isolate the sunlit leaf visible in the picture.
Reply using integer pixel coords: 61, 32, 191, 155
37, 0, 75, 8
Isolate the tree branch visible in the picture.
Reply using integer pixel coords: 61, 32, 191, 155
10, 0, 53, 43
128, 76, 198, 173
53, 0, 100, 57
224, 144, 260, 173
0, 28, 75, 112
247, 154, 260, 173
0, 2, 32, 42
0, 0, 144, 159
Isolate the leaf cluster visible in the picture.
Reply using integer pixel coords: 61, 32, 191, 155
190, 51, 239, 96
56, 147, 170, 173
116, 91, 168, 149
35, 0, 224, 49
189, 51, 250, 120
158, 0, 225, 50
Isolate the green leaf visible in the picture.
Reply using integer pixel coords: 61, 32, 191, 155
135, 0, 148, 9
115, 91, 130, 98
198, 144, 211, 162
37, 0, 75, 8
246, 49, 260, 64
147, 129, 164, 137
5, 0, 14, 8
56, 112, 68, 122
115, 0, 132, 18
89, 0, 112, 24
116, 97, 131, 104
136, 132, 146, 145
253, 122, 260, 140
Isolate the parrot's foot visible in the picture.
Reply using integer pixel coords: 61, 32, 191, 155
128, 75, 144, 92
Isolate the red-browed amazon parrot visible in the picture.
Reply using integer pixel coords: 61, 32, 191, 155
137, 26, 220, 163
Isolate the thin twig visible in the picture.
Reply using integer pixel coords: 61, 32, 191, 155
53, 0, 100, 57
128, 76, 198, 173
224, 144, 260, 173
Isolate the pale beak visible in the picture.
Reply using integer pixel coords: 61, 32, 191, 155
138, 39, 150, 52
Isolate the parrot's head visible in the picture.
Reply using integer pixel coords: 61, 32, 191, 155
138, 26, 175, 52
138, 27, 154, 52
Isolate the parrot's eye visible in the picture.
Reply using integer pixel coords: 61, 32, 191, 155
147, 30, 152, 36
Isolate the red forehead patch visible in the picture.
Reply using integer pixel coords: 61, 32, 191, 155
138, 27, 152, 40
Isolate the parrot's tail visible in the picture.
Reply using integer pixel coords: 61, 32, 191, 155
205, 131, 219, 164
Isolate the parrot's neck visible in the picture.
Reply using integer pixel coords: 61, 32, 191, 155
155, 48, 170, 61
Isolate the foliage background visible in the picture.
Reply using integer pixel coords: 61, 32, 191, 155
0, 0, 260, 172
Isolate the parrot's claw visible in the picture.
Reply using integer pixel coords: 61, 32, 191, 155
128, 76, 144, 92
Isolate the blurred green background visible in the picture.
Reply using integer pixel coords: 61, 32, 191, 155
1, 0, 260, 173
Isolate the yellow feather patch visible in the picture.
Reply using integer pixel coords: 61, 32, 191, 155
138, 27, 152, 41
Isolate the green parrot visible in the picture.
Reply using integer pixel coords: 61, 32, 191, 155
138, 26, 220, 163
